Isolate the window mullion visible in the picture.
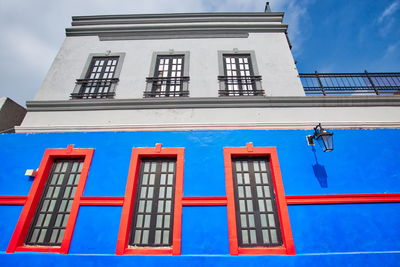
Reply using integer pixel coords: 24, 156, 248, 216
43, 160, 73, 244
149, 160, 162, 245
248, 159, 264, 246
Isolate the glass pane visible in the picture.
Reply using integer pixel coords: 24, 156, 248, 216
270, 229, 278, 243
166, 187, 172, 198
163, 230, 169, 245
242, 230, 248, 244
248, 215, 255, 227
262, 230, 270, 244
155, 230, 162, 244
268, 214, 275, 227
142, 230, 149, 244
250, 230, 257, 244
164, 215, 170, 228
156, 215, 163, 228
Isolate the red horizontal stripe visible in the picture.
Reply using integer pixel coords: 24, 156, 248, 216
80, 196, 124, 206
286, 193, 400, 205
0, 196, 27, 205
181, 196, 227, 206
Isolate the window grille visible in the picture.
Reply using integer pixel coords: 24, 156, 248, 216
129, 159, 176, 247
219, 54, 263, 96
71, 57, 119, 99
25, 159, 83, 246
232, 157, 282, 247
145, 55, 189, 97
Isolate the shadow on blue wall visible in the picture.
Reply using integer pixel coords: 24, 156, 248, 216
311, 146, 328, 188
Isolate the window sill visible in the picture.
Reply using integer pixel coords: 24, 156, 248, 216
13, 245, 63, 253
122, 247, 173, 255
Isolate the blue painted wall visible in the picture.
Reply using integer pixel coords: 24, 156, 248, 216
0, 129, 399, 265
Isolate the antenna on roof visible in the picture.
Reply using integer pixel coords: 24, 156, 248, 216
264, 2, 271, 12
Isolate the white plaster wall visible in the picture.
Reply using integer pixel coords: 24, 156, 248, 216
21, 106, 400, 128
34, 32, 303, 101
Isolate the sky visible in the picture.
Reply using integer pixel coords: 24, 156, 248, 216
0, 0, 399, 106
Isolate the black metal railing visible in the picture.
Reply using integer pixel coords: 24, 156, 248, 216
71, 78, 119, 99
145, 76, 190, 97
218, 75, 264, 96
299, 71, 400, 96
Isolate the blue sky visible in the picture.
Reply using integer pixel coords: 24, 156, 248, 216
0, 0, 399, 105
295, 0, 400, 73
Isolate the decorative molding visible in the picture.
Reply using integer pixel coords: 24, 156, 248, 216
71, 12, 285, 24
286, 193, 400, 205
15, 121, 400, 133
181, 196, 227, 206
80, 196, 124, 206
0, 196, 27, 205
25, 96, 400, 112
99, 33, 250, 41
66, 24, 288, 37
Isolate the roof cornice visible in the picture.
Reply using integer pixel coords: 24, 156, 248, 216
26, 96, 400, 112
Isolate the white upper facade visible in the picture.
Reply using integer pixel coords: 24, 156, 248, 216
34, 12, 304, 101
18, 12, 400, 132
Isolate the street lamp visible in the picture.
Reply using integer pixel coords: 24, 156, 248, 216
307, 123, 334, 152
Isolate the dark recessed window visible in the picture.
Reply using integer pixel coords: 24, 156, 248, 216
219, 54, 263, 96
232, 157, 282, 247
72, 56, 119, 99
145, 55, 189, 97
129, 158, 176, 247
25, 159, 83, 246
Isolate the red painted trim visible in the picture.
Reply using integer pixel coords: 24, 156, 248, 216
7, 146, 94, 254
286, 193, 400, 205
116, 146, 184, 255
181, 196, 227, 206
80, 196, 124, 206
223, 146, 295, 255
0, 196, 27, 205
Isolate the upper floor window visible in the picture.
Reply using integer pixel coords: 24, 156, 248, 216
71, 53, 125, 99
218, 51, 263, 96
145, 52, 190, 98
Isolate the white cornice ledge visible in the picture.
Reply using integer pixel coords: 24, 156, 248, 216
15, 121, 400, 133
26, 96, 400, 112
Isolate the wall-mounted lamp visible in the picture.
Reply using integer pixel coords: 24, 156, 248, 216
307, 123, 334, 152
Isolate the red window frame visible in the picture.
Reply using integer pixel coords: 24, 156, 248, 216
116, 145, 184, 255
7, 145, 94, 254
224, 144, 295, 255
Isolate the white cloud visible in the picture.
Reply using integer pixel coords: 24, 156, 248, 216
377, 1, 400, 23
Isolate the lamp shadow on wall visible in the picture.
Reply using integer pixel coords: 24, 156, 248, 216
311, 146, 328, 188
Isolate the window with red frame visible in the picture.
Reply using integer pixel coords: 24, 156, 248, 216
116, 146, 184, 255
224, 145, 295, 255
7, 146, 93, 254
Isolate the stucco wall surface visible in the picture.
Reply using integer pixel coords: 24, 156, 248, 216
0, 129, 399, 266
34, 33, 303, 101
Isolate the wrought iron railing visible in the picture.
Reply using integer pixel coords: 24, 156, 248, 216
144, 76, 190, 97
218, 75, 264, 96
299, 71, 400, 96
71, 78, 119, 99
